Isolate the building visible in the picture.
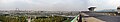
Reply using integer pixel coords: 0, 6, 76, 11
88, 6, 96, 12
117, 6, 120, 13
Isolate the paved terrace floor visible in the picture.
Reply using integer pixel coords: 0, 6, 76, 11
84, 13, 120, 22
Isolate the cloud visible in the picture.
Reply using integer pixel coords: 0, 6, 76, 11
1, 0, 119, 11
89, 0, 119, 9
0, 0, 88, 11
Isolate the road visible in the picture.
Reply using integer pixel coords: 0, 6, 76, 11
84, 13, 120, 22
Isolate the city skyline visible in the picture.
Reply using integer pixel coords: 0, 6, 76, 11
0, 0, 119, 11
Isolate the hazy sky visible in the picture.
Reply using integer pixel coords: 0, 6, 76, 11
0, 0, 119, 11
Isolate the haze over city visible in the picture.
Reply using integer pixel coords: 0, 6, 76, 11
0, 0, 119, 11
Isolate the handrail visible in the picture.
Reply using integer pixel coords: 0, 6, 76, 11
71, 15, 79, 22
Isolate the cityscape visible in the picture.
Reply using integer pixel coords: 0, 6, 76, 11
0, 0, 120, 22
0, 6, 120, 22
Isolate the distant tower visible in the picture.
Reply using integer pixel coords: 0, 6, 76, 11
88, 6, 96, 12
15, 8, 19, 12
16, 8, 19, 11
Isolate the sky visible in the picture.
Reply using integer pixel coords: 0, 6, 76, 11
0, 0, 119, 11
88, 0, 120, 11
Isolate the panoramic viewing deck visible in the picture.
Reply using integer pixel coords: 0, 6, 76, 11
0, 0, 120, 22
